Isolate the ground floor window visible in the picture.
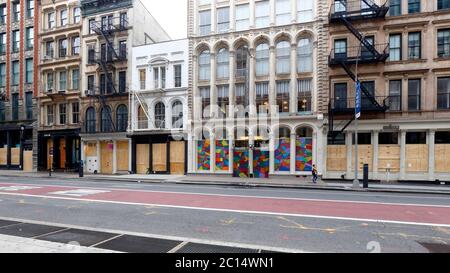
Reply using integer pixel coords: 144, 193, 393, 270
197, 130, 211, 171
275, 127, 291, 172
296, 127, 313, 172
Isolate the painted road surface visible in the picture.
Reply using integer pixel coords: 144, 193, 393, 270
0, 182, 450, 227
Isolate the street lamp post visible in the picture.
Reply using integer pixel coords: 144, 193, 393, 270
353, 37, 365, 189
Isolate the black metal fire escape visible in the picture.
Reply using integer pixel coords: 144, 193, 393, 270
86, 17, 128, 133
328, 0, 390, 141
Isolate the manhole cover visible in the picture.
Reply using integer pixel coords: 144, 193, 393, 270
176, 243, 259, 254
96, 235, 182, 253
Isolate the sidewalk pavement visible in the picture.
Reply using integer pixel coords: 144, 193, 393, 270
1, 170, 449, 195
0, 234, 116, 253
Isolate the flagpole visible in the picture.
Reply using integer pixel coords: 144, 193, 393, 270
353, 36, 364, 189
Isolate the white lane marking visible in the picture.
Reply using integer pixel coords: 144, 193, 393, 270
0, 216, 307, 253
0, 182, 449, 209
0, 186, 41, 191
0, 191, 449, 228
49, 189, 110, 197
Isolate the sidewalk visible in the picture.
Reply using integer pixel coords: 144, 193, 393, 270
1, 170, 449, 195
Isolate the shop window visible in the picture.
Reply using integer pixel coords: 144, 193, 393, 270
406, 132, 426, 144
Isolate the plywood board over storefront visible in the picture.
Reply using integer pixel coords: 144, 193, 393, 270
327, 145, 346, 171
170, 141, 185, 175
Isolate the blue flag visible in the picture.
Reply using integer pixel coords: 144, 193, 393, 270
355, 80, 361, 119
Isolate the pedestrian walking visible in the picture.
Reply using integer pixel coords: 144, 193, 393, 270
312, 164, 318, 184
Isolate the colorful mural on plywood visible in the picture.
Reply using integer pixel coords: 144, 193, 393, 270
296, 138, 313, 172
275, 139, 290, 171
215, 140, 229, 171
253, 150, 270, 178
197, 140, 211, 171
233, 150, 249, 178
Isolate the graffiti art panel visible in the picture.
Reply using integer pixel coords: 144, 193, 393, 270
296, 138, 313, 172
197, 140, 211, 171
253, 150, 270, 178
233, 150, 249, 178
215, 140, 229, 171
275, 138, 290, 172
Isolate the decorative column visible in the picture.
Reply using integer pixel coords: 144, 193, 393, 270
229, 50, 236, 118
193, 54, 199, 120
269, 132, 275, 175
228, 131, 233, 174
428, 130, 435, 182
210, 52, 216, 118
113, 140, 117, 174
96, 140, 101, 173
211, 132, 216, 173
290, 42, 297, 115
249, 47, 256, 117
269, 46, 276, 114
346, 131, 353, 179
372, 131, 379, 180
249, 131, 254, 176
399, 130, 406, 180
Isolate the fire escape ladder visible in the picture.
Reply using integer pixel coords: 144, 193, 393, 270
339, 17, 380, 58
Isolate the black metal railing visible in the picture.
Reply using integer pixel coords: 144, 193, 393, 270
88, 47, 127, 64
329, 95, 390, 112
329, 0, 389, 21
91, 17, 129, 36
329, 43, 389, 65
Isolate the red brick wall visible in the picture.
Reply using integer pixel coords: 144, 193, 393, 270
5, 1, 10, 100
33, 0, 39, 98
20, 0, 25, 99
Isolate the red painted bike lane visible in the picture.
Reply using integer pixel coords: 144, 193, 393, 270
1, 183, 450, 226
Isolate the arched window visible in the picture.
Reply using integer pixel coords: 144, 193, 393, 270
86, 107, 96, 133
275, 127, 291, 172
171, 101, 183, 129
276, 41, 291, 74
255, 43, 269, 76
298, 38, 313, 72
101, 106, 112, 132
116, 104, 128, 132
216, 48, 229, 79
198, 50, 211, 81
154, 102, 165, 129
236, 46, 248, 77
296, 126, 313, 172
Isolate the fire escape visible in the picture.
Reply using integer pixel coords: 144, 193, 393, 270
328, 0, 390, 141
85, 15, 128, 133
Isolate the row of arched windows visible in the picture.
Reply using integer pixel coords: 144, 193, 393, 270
85, 105, 128, 133
198, 38, 313, 81
137, 100, 184, 129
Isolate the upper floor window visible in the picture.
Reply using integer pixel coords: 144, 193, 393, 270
101, 107, 112, 132
174, 65, 182, 87
0, 33, 6, 55
437, 77, 450, 110
438, 29, 450, 58
72, 36, 80, 55
25, 92, 33, 120
255, 1, 270, 28
198, 0, 210, 6
48, 12, 55, 29
199, 10, 211, 35
27, 0, 34, 18
46, 41, 54, 58
389, 80, 402, 111
276, 41, 291, 75
154, 102, 166, 129
256, 43, 270, 76
25, 58, 33, 84
172, 101, 183, 129
73, 7, 81, 24
216, 48, 229, 79
59, 38, 68, 58
13, 2, 20, 22
389, 34, 402, 61
408, 0, 420, 14
0, 5, 6, 25
276, 0, 291, 25
0, 63, 5, 87
389, 0, 401, 16
297, 0, 313, 23
86, 107, 96, 133
236, 46, 248, 77
276, 80, 290, 113
60, 9, 68, 26
139, 69, 146, 90
12, 31, 20, 53
236, 4, 250, 31
198, 50, 211, 81
26, 27, 34, 50
298, 38, 313, 73
116, 104, 128, 132
89, 19, 96, 34
217, 7, 229, 33
438, 0, 450, 10
408, 32, 421, 60
12, 61, 19, 85
72, 102, 79, 124
153, 67, 166, 89
0, 101, 5, 121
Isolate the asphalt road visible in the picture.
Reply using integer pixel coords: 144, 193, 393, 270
0, 176, 449, 253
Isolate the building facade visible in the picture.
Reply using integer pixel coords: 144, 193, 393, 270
130, 39, 189, 175
37, 0, 82, 172
79, 0, 169, 174
187, 0, 329, 178
325, 0, 450, 182
0, 0, 38, 172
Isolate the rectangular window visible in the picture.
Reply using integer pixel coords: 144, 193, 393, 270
48, 12, 55, 29
46, 41, 54, 58
47, 73, 54, 91
26, 27, 34, 50
13, 2, 20, 22
0, 63, 5, 87
437, 77, 450, 110
139, 69, 146, 90
408, 0, 420, 13
59, 104, 66, 125
389, 80, 402, 111
12, 61, 19, 85
0, 33, 5, 54
0, 101, 5, 121
406, 132, 426, 144
408, 79, 421, 111
199, 10, 211, 35
217, 85, 229, 117
408, 32, 421, 60
72, 36, 80, 55
255, 1, 270, 28
389, 0, 401, 16
334, 39, 347, 60
200, 87, 211, 118
59, 39, 67, 57
361, 81, 375, 109
0, 5, 6, 25
438, 0, 450, 10
217, 7, 229, 33
106, 73, 113, 94
119, 40, 127, 59
174, 65, 182, 88
235, 83, 249, 107
298, 79, 312, 112
256, 82, 269, 114
12, 31, 20, 53
72, 102, 79, 124
297, 0, 313, 23
389, 34, 402, 61
334, 83, 347, 109
119, 71, 126, 93
87, 75, 95, 92
437, 29, 450, 58
72, 69, 79, 90
379, 133, 399, 145
12, 94, 19, 121
73, 7, 81, 24
60, 9, 68, 26
25, 92, 33, 120
47, 105, 54, 125
27, 0, 34, 18
100, 74, 106, 94
89, 19, 95, 34
236, 4, 250, 31
276, 0, 291, 25
59, 71, 67, 91
25, 58, 33, 84
276, 80, 290, 113
120, 13, 128, 28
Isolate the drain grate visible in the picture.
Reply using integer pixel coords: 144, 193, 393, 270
0, 220, 21, 228
0, 223, 66, 238
36, 229, 117, 247
176, 243, 259, 254
96, 235, 182, 253
419, 242, 450, 253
